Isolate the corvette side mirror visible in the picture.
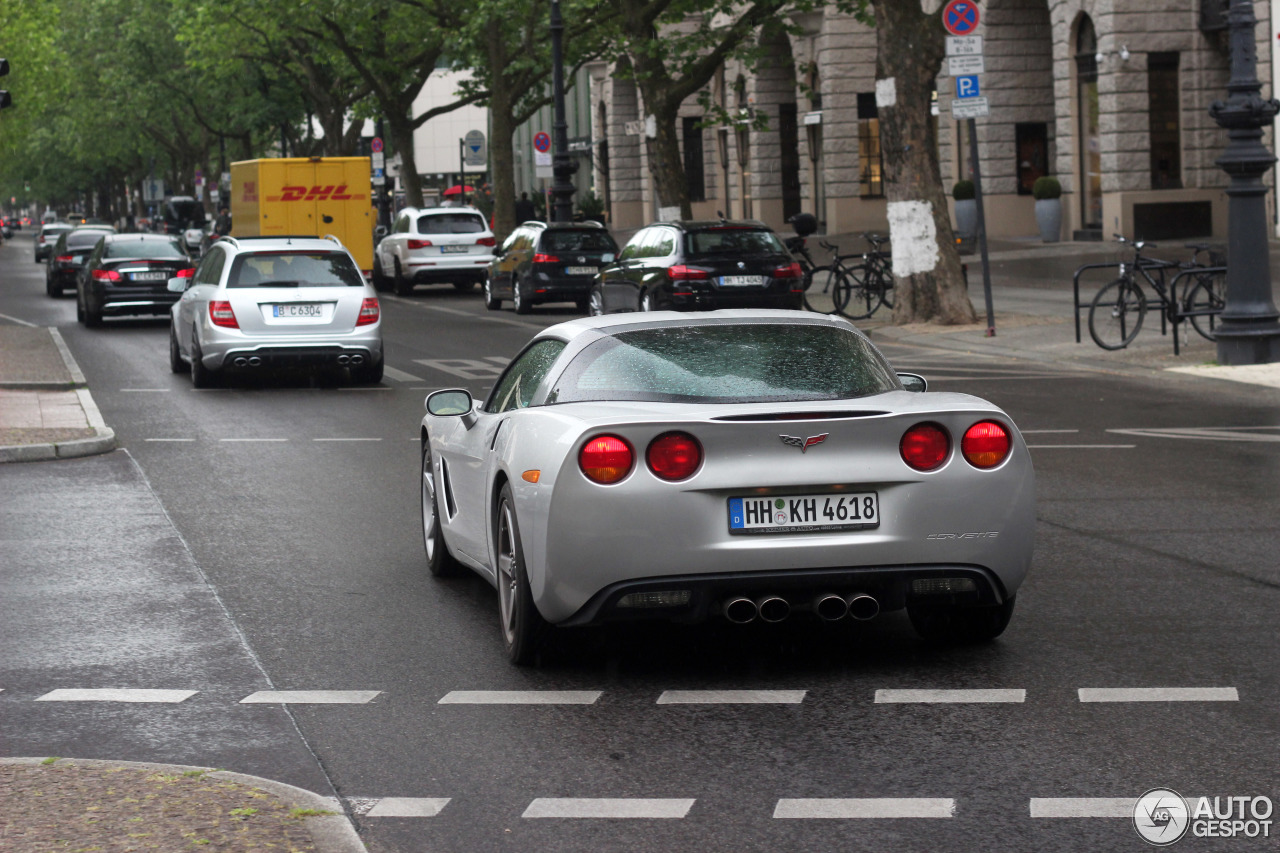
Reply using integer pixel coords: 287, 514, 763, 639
426, 389, 477, 426
897, 373, 927, 392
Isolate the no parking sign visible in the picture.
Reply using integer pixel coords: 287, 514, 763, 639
942, 0, 980, 36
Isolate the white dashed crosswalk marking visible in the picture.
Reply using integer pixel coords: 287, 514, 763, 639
381, 365, 425, 383
239, 690, 380, 704
1078, 687, 1238, 702
1030, 798, 1135, 818
656, 690, 806, 704
875, 689, 1025, 703
438, 690, 601, 705
774, 798, 956, 819
365, 797, 451, 817
522, 798, 696, 818
36, 689, 197, 703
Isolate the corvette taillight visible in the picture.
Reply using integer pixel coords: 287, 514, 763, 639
209, 300, 239, 329
579, 434, 633, 484
646, 432, 702, 481
900, 423, 950, 471
962, 421, 1010, 469
356, 297, 380, 326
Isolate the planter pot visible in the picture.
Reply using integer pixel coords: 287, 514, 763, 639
954, 199, 977, 239
1035, 198, 1062, 243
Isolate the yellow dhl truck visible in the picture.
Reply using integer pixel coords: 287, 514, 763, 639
230, 157, 374, 277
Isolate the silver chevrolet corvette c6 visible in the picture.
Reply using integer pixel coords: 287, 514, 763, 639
419, 309, 1035, 664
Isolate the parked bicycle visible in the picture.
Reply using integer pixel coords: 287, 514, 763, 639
842, 233, 896, 320
1087, 234, 1226, 350
786, 214, 849, 315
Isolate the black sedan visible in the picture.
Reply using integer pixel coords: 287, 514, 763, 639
46, 226, 115, 297
484, 221, 619, 314
588, 220, 804, 314
76, 233, 194, 327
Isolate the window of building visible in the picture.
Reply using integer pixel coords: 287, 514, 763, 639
857, 93, 883, 198
1148, 52, 1182, 189
1015, 123, 1048, 194
682, 116, 706, 202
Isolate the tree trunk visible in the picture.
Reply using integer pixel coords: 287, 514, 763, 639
642, 106, 692, 219
486, 23, 518, 243
872, 0, 975, 325
387, 108, 424, 208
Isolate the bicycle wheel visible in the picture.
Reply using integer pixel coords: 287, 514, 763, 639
840, 264, 885, 320
1184, 272, 1226, 342
1088, 278, 1146, 350
803, 265, 850, 314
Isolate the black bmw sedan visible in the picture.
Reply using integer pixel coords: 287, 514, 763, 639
588, 220, 804, 314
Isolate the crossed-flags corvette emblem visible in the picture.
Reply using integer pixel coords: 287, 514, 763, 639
780, 433, 829, 452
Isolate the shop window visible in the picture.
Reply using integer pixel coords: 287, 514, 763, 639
1015, 123, 1048, 195
857, 93, 883, 198
1148, 52, 1182, 190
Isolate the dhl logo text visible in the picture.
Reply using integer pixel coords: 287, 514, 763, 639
265, 185, 367, 202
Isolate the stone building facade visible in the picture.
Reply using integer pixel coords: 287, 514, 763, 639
589, 0, 1272, 241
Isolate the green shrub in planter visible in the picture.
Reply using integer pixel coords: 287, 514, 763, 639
1032, 176, 1061, 200
952, 180, 975, 201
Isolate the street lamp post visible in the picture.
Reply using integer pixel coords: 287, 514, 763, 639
549, 0, 577, 223
1209, 0, 1280, 364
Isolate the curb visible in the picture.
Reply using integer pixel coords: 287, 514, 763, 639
0, 757, 366, 853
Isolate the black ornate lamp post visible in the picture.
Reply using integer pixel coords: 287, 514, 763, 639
549, 0, 577, 223
1209, 0, 1280, 364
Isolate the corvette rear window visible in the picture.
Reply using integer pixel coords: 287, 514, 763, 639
548, 324, 898, 404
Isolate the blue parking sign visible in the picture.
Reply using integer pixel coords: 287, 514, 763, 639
955, 75, 980, 99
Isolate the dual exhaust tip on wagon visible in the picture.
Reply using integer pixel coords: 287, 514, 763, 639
229, 354, 366, 368
722, 592, 880, 625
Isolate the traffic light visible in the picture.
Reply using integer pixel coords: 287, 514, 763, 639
0, 59, 10, 109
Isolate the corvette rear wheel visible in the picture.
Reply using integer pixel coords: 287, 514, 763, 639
496, 483, 547, 665
907, 595, 1016, 644
422, 445, 463, 577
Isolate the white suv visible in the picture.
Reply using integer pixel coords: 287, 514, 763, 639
375, 206, 495, 295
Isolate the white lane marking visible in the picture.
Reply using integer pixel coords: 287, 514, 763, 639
1020, 429, 1080, 434
120, 388, 171, 393
145, 438, 195, 442
1109, 426, 1280, 443
0, 312, 38, 327
365, 797, 451, 817
438, 690, 601, 705
382, 365, 425, 383
774, 798, 956, 819
36, 689, 196, 703
312, 437, 382, 442
336, 387, 394, 392
1079, 687, 1238, 702
239, 690, 380, 704
656, 690, 806, 705
1026, 444, 1135, 449
1030, 798, 1135, 818
875, 689, 1025, 703
523, 798, 695, 819
413, 358, 508, 380
219, 438, 288, 442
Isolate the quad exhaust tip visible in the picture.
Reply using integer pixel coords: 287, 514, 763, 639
336, 354, 365, 366
814, 593, 848, 621
724, 597, 757, 624
756, 595, 790, 623
233, 357, 264, 368
723, 592, 879, 624
846, 593, 880, 621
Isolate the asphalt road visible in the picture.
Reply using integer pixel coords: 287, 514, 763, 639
3, 231, 1279, 851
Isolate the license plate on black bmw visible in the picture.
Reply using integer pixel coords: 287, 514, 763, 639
728, 492, 879, 533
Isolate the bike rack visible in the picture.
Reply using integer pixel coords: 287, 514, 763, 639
1072, 261, 1121, 343
1166, 265, 1227, 356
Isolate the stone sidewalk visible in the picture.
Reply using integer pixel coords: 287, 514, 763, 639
0, 325, 116, 462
